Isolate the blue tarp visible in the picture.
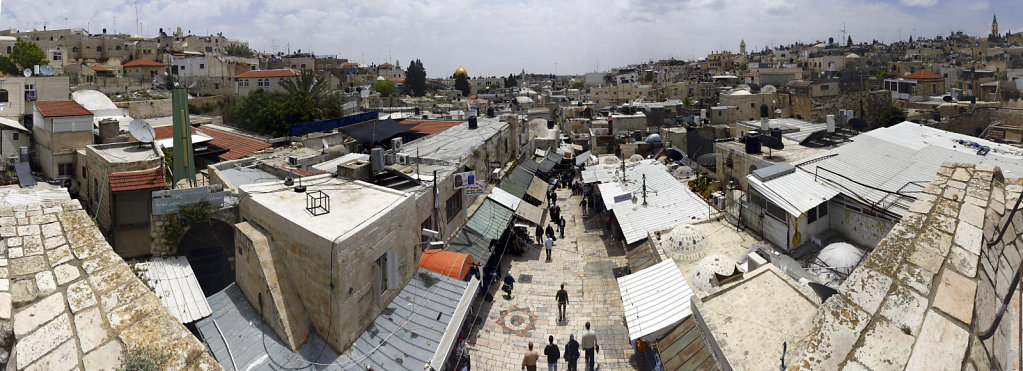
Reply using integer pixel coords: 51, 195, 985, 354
288, 111, 378, 137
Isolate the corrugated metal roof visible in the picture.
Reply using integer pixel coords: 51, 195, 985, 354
518, 159, 540, 175
747, 169, 838, 216
538, 159, 556, 173
581, 162, 621, 183
737, 118, 826, 143
515, 201, 546, 226
466, 199, 514, 242
617, 259, 693, 341
508, 167, 534, 188
138, 256, 212, 323
340, 269, 474, 370
575, 151, 593, 166
447, 226, 493, 264
656, 316, 716, 370
398, 118, 507, 166
525, 176, 549, 202
598, 161, 711, 244
547, 152, 564, 163
197, 283, 342, 370
500, 177, 528, 199
488, 187, 521, 211
798, 122, 1023, 216
0, 117, 28, 131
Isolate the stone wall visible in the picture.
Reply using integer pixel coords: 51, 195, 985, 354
114, 95, 228, 119
787, 90, 890, 128
149, 205, 236, 256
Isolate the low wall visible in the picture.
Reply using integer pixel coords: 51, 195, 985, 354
114, 95, 228, 119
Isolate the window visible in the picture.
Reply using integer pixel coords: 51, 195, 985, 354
244, 79, 249, 87
237, 80, 242, 87
96, 46, 102, 52
820, 84, 829, 91
52, 52, 62, 61
25, 84, 36, 101
0, 89, 7, 103
199, 64, 205, 69
6, 46, 11, 54
445, 189, 463, 223
765, 200, 785, 221
57, 163, 74, 177
375, 251, 398, 294
12, 132, 18, 141
115, 46, 121, 50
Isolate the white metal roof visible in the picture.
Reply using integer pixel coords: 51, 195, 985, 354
617, 259, 693, 341
311, 153, 370, 174
0, 117, 28, 131
138, 256, 212, 323
488, 186, 521, 211
154, 133, 214, 149
598, 161, 711, 244
747, 169, 838, 216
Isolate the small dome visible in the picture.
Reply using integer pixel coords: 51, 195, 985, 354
688, 254, 735, 294
601, 156, 620, 165
645, 133, 662, 143
659, 224, 711, 262
815, 242, 864, 272
454, 67, 468, 77
376, 76, 386, 80
629, 154, 644, 162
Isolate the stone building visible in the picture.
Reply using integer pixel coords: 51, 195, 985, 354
122, 58, 165, 79
0, 76, 72, 126
32, 100, 93, 180
77, 142, 165, 258
718, 90, 778, 122
234, 69, 301, 96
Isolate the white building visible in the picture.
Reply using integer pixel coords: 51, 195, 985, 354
234, 69, 301, 96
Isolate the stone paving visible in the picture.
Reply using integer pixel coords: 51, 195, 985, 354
0, 198, 219, 370
467, 185, 638, 370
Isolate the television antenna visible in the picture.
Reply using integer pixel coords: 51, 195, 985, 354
128, 119, 156, 148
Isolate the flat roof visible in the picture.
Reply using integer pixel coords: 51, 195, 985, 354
89, 142, 162, 163
240, 175, 412, 241
598, 160, 711, 244
398, 117, 507, 165
696, 265, 819, 370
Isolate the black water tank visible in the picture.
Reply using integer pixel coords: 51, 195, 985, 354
744, 134, 762, 154
547, 120, 555, 129
771, 127, 782, 141
414, 107, 420, 115
487, 107, 495, 117
760, 104, 769, 118
468, 116, 478, 130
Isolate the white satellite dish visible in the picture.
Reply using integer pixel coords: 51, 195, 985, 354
128, 119, 156, 143
23, 68, 32, 77
188, 81, 197, 89
322, 139, 329, 152
40, 65, 56, 76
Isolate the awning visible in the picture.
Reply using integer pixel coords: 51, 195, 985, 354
617, 259, 694, 341
538, 159, 556, 173
447, 227, 493, 264
500, 178, 528, 199
137, 256, 212, 323
746, 169, 838, 217
466, 199, 514, 242
418, 249, 474, 280
515, 201, 546, 226
547, 152, 564, 163
525, 176, 548, 203
518, 159, 540, 175
488, 187, 521, 211
575, 151, 593, 166
0, 117, 28, 132
340, 119, 417, 144
13, 162, 35, 187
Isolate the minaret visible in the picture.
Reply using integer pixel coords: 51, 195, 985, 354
740, 39, 747, 55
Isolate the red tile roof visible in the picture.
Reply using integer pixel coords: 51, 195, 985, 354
91, 65, 110, 72
904, 70, 943, 80
124, 58, 164, 67
403, 120, 465, 135
235, 69, 301, 79
109, 168, 166, 192
154, 125, 271, 161
281, 167, 325, 177
34, 100, 93, 117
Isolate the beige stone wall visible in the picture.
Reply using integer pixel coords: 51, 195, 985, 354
113, 95, 226, 119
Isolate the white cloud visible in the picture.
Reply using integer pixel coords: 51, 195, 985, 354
900, 0, 940, 7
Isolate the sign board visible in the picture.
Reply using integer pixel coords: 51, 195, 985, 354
452, 171, 476, 190
464, 181, 486, 195
152, 185, 225, 215
613, 193, 633, 203
534, 148, 547, 157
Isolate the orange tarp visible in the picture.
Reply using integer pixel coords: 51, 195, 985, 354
418, 249, 473, 280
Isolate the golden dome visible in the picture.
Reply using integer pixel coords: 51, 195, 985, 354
454, 67, 468, 77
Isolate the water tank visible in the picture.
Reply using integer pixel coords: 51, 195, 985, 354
744, 134, 761, 154
468, 116, 478, 130
19, 146, 28, 163
700, 109, 707, 120
826, 115, 836, 133
760, 104, 769, 118
547, 120, 555, 129
487, 107, 495, 117
370, 147, 385, 173
771, 127, 782, 141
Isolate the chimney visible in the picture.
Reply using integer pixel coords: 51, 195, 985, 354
826, 114, 836, 133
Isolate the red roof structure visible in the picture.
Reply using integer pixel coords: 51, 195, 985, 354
124, 58, 165, 67
109, 168, 166, 192
90, 65, 110, 72
154, 125, 271, 161
234, 69, 301, 79
904, 70, 944, 80
34, 100, 93, 117
403, 120, 464, 135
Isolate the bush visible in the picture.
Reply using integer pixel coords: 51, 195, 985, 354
119, 346, 169, 371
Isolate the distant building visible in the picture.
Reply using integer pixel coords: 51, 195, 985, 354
122, 58, 165, 79
32, 100, 93, 180
234, 69, 301, 95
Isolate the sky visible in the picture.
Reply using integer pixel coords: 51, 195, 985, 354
2, 0, 1021, 78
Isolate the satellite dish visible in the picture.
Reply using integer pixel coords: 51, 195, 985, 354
188, 81, 197, 89
40, 65, 56, 76
23, 68, 32, 77
128, 119, 156, 143
942, 95, 953, 102
322, 139, 329, 151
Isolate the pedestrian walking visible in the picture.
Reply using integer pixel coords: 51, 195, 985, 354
546, 224, 556, 240
544, 335, 561, 371
554, 205, 561, 221
544, 236, 554, 261
556, 283, 569, 321
522, 342, 540, 371
558, 216, 566, 238
579, 198, 587, 216
536, 225, 544, 245
582, 322, 599, 371
564, 335, 580, 371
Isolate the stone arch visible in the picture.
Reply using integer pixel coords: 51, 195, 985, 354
177, 216, 235, 296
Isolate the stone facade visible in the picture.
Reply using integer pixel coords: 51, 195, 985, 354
0, 197, 219, 369
786, 162, 1022, 371
786, 90, 890, 127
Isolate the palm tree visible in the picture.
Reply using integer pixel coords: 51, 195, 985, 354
279, 70, 342, 119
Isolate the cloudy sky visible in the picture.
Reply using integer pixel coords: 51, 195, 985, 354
2, 0, 1020, 77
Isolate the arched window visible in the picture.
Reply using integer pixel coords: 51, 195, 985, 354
72, 47, 78, 53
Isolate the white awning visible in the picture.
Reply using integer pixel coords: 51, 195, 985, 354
155, 133, 214, 149
431, 275, 479, 369
617, 259, 693, 341
138, 256, 213, 323
746, 169, 838, 217
488, 186, 522, 211
0, 117, 28, 131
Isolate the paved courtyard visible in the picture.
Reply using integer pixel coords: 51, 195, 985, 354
466, 186, 638, 370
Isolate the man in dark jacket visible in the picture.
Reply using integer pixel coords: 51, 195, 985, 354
544, 335, 561, 371
564, 334, 580, 371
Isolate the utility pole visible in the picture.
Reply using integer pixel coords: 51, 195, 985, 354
642, 174, 647, 205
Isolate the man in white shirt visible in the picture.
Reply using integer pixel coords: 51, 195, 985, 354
581, 322, 598, 371
544, 236, 554, 261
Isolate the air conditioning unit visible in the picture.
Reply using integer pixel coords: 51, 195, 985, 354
391, 137, 403, 151
396, 153, 409, 165
288, 156, 299, 166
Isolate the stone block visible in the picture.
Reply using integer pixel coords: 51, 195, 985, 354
934, 199, 961, 218
8, 247, 23, 259
952, 168, 972, 182
54, 264, 80, 286
905, 309, 969, 371
10, 279, 38, 307
959, 202, 986, 229
9, 256, 48, 277
4, 237, 21, 248
838, 266, 893, 314
955, 222, 984, 255
931, 213, 957, 234
74, 306, 109, 353
21, 235, 42, 256
15, 313, 73, 369
13, 292, 65, 337
39, 222, 62, 238
34, 271, 56, 295
16, 224, 39, 237
67, 280, 97, 313
0, 226, 16, 238
918, 229, 953, 256
43, 235, 65, 249
943, 186, 965, 201
23, 339, 77, 371
908, 243, 944, 274
83, 341, 122, 370
0, 293, 10, 320
793, 295, 871, 370
948, 245, 979, 278
879, 284, 928, 336
908, 198, 933, 214
72, 240, 111, 261
852, 319, 915, 370
46, 245, 72, 267
933, 269, 977, 324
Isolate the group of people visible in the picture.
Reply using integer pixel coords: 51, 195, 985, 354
521, 322, 601, 371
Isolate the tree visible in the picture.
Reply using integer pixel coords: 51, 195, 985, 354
373, 79, 396, 97
225, 43, 254, 58
504, 74, 518, 88
881, 106, 907, 128
405, 59, 427, 97
454, 73, 470, 97
10, 38, 47, 71
279, 71, 343, 118
571, 81, 585, 89
0, 55, 18, 76
847, 35, 853, 47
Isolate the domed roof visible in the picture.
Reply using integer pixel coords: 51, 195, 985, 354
815, 242, 864, 271
688, 254, 734, 294
629, 154, 644, 162
454, 67, 468, 77
659, 224, 711, 262
645, 133, 662, 143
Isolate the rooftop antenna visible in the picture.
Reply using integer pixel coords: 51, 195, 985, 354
128, 119, 156, 149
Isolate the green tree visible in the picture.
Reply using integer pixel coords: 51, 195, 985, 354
10, 38, 48, 71
454, 74, 470, 97
682, 97, 693, 112
1001, 87, 1021, 101
405, 59, 427, 97
279, 71, 342, 118
0, 55, 18, 76
504, 74, 518, 88
373, 79, 396, 97
571, 81, 585, 89
225, 43, 254, 58
881, 106, 907, 128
